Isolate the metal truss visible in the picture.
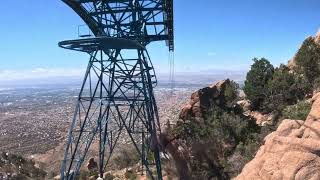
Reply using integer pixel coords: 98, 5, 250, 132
60, 39, 162, 179
59, 0, 174, 179
62, 0, 174, 51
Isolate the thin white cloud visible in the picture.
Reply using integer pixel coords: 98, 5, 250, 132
208, 52, 217, 56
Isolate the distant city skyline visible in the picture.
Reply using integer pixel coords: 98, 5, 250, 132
0, 0, 320, 82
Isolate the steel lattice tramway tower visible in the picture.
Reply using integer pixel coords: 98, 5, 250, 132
58, 0, 174, 180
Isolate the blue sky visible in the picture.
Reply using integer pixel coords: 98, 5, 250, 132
0, 0, 320, 81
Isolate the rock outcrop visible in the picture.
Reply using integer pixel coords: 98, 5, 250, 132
288, 30, 320, 70
235, 92, 320, 180
315, 29, 320, 44
236, 99, 251, 113
162, 80, 236, 180
237, 99, 275, 126
179, 79, 234, 121
248, 111, 269, 126
160, 79, 261, 180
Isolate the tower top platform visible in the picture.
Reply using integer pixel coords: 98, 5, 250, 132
61, 0, 174, 51
59, 37, 145, 52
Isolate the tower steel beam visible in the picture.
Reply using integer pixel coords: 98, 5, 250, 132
59, 0, 174, 179
61, 0, 174, 50
60, 38, 162, 179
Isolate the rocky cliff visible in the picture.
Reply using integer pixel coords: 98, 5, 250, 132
236, 92, 320, 180
288, 30, 320, 70
160, 79, 261, 180
179, 79, 237, 121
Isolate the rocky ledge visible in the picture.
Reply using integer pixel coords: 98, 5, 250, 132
179, 79, 234, 121
236, 92, 320, 179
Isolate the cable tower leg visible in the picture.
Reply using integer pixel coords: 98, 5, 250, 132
61, 48, 163, 180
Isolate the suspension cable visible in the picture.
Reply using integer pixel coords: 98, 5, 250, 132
169, 50, 175, 95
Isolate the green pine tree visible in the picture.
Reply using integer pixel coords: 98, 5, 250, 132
244, 58, 274, 110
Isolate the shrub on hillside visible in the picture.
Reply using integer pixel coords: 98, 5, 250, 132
104, 173, 115, 180
264, 64, 310, 112
265, 65, 296, 111
124, 169, 137, 180
112, 147, 140, 170
171, 95, 261, 179
281, 101, 311, 120
313, 77, 320, 92
0, 152, 47, 179
295, 37, 320, 84
224, 80, 240, 107
77, 170, 90, 180
291, 74, 312, 99
244, 58, 274, 110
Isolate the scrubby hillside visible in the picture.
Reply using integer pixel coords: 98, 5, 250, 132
160, 30, 320, 180
0, 152, 46, 179
159, 79, 263, 179
234, 29, 320, 180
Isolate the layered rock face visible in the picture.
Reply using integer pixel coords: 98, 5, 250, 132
236, 93, 320, 180
179, 79, 233, 121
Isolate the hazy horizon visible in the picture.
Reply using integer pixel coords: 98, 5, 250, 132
0, 69, 246, 88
